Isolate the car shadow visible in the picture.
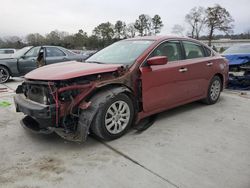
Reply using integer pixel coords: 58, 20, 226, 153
129, 98, 224, 135
21, 97, 225, 148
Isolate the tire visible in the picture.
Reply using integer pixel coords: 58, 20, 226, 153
91, 93, 134, 141
0, 66, 10, 84
203, 76, 222, 105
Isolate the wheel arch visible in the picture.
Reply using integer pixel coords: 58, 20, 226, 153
213, 73, 224, 90
0, 64, 12, 76
87, 83, 136, 104
76, 84, 137, 142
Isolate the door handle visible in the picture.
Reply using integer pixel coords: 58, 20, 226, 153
179, 68, 188, 73
206, 62, 213, 66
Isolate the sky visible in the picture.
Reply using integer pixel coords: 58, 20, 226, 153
0, 0, 250, 38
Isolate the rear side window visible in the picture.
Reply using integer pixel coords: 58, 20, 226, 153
183, 41, 205, 59
150, 41, 182, 62
46, 47, 65, 57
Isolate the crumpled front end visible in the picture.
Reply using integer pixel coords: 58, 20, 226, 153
223, 54, 250, 89
14, 79, 96, 142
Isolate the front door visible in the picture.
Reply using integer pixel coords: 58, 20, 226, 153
140, 41, 190, 112
18, 46, 41, 74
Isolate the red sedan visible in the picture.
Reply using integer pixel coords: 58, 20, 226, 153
14, 36, 229, 142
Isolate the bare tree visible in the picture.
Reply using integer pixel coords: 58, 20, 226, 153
205, 4, 234, 46
171, 24, 185, 36
185, 7, 206, 39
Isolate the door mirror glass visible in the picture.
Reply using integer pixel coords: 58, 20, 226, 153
147, 56, 168, 66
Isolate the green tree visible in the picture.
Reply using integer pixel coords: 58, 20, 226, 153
93, 22, 114, 47
45, 30, 62, 45
26, 33, 45, 46
0, 38, 4, 48
114, 21, 126, 39
134, 14, 151, 36
73, 29, 88, 49
2, 36, 24, 48
205, 4, 234, 46
152, 14, 163, 35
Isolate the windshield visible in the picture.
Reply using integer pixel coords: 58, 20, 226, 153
222, 44, 250, 55
86, 40, 154, 65
12, 46, 33, 58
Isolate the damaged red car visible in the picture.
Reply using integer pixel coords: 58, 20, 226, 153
14, 36, 228, 142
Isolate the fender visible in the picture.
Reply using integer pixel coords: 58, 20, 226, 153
0, 59, 20, 76
55, 86, 133, 142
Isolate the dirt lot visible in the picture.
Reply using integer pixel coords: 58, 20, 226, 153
0, 78, 250, 188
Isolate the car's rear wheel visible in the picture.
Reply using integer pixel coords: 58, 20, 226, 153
91, 93, 134, 141
203, 75, 222, 105
0, 66, 10, 84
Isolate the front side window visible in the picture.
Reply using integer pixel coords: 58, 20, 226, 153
150, 41, 182, 62
86, 40, 154, 65
183, 41, 205, 59
24, 47, 41, 57
46, 47, 66, 57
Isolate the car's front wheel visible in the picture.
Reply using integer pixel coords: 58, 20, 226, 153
91, 93, 134, 141
203, 75, 222, 105
0, 66, 10, 84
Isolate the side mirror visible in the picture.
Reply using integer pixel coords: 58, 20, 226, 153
147, 56, 168, 66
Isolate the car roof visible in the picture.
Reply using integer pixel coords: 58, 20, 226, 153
40, 45, 65, 48
125, 35, 193, 41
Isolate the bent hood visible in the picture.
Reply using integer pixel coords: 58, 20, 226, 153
222, 54, 250, 66
25, 61, 124, 81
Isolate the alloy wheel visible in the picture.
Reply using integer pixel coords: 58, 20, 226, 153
105, 100, 131, 134
210, 80, 221, 101
0, 67, 10, 83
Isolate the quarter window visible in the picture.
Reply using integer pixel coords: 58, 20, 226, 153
150, 41, 182, 62
46, 47, 65, 57
183, 41, 205, 59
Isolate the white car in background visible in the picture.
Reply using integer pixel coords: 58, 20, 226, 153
0, 48, 16, 59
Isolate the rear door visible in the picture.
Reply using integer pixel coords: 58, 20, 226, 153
181, 40, 213, 98
45, 47, 69, 65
